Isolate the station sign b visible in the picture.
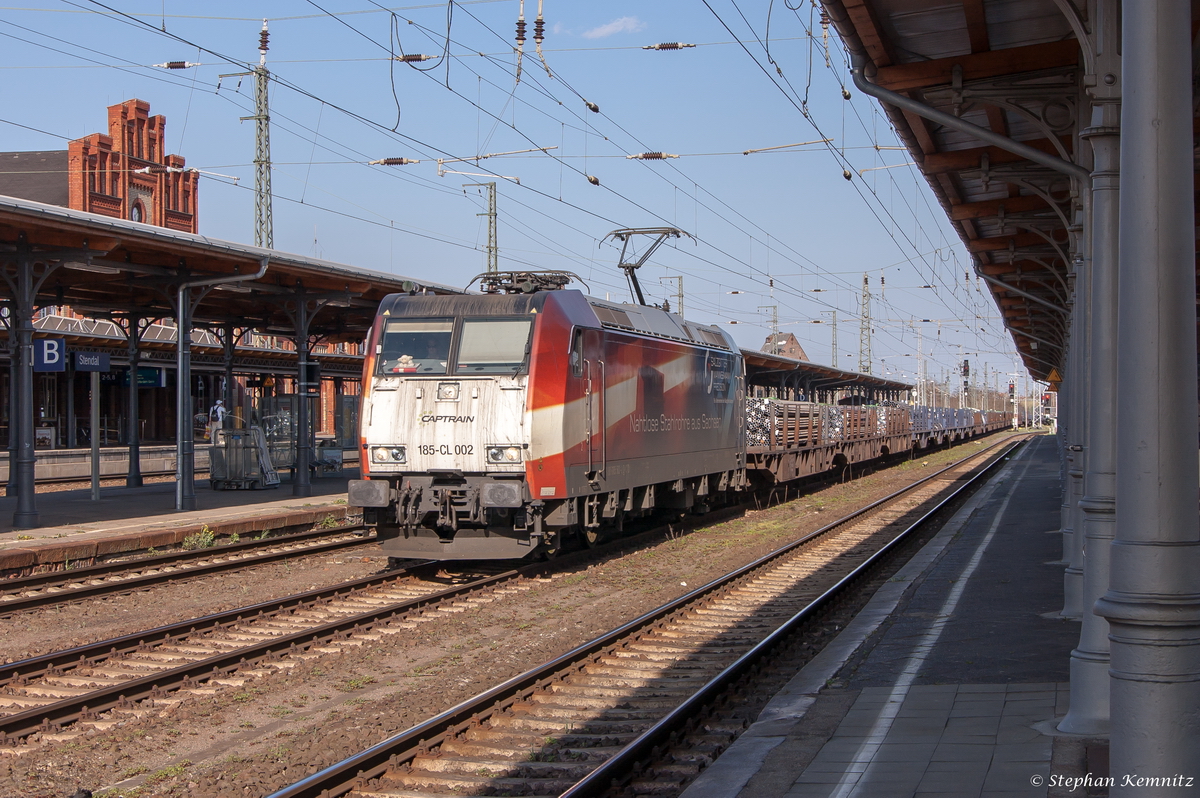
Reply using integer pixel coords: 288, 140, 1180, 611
33, 338, 65, 372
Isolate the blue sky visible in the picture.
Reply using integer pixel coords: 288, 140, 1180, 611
0, 1, 1027, 394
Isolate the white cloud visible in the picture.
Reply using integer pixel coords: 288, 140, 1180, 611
582, 16, 646, 39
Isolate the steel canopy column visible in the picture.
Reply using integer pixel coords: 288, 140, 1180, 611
173, 257, 269, 511
4, 249, 64, 512
272, 287, 342, 499
1095, 3, 1200, 787
1055, 108, 1095, 622
1060, 289, 1085, 618
11, 247, 38, 528
292, 298, 313, 498
1061, 1, 1121, 727
175, 284, 197, 511
222, 321, 236, 427
126, 315, 145, 488
6, 308, 16, 497
65, 359, 75, 449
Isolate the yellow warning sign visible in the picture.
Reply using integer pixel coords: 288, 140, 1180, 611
1046, 368, 1062, 384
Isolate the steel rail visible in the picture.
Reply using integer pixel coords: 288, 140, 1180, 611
268, 434, 1027, 798
0, 561, 428, 687
563, 436, 1027, 797
0, 562, 526, 743
0, 524, 374, 616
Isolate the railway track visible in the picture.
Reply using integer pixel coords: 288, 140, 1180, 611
267, 435, 1028, 798
0, 524, 376, 616
0, 559, 537, 753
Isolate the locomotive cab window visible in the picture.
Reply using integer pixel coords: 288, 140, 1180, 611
569, 329, 584, 377
377, 319, 453, 374
456, 318, 533, 374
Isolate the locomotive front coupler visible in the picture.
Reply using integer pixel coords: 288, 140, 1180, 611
528, 500, 545, 544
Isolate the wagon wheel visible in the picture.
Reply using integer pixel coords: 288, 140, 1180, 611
541, 530, 565, 559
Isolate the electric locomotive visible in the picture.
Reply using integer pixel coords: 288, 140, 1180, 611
348, 270, 748, 560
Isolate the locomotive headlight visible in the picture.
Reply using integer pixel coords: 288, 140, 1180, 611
486, 446, 523, 463
370, 446, 406, 464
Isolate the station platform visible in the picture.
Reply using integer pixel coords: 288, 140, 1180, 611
682, 435, 1100, 798
0, 468, 360, 575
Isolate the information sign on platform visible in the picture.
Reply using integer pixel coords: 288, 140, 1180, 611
135, 366, 165, 387
33, 338, 65, 372
101, 366, 165, 387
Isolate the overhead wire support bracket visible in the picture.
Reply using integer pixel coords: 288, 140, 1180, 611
743, 138, 832, 155
444, 170, 519, 183
436, 146, 557, 178
133, 165, 240, 183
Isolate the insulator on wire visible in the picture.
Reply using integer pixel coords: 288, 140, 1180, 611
586, 175, 600, 186
394, 54, 433, 63
514, 2, 527, 84
627, 152, 679, 160
533, 8, 551, 78
259, 19, 270, 53
643, 42, 695, 50
585, 100, 600, 113
369, 158, 421, 166
155, 61, 199, 70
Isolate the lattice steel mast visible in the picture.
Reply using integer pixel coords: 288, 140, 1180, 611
249, 20, 274, 248
759, 304, 779, 353
659, 275, 684, 316
859, 274, 872, 373
465, 182, 498, 272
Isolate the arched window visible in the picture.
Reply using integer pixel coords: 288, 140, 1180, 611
130, 201, 144, 223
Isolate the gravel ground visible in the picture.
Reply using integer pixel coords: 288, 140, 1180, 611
34, 474, 183, 494
0, 432, 1023, 798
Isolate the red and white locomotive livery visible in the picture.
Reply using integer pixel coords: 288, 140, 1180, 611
348, 278, 747, 560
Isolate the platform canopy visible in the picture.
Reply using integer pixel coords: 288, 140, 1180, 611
742, 347, 911, 396
821, 0, 1115, 382
0, 194, 460, 338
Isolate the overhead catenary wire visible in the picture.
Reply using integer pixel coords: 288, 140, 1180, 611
12, 2, 1006, 377
702, 0, 1009, 350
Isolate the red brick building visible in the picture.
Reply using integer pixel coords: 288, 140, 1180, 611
762, 332, 810, 361
1, 99, 198, 232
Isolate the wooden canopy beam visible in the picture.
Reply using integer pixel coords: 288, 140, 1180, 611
950, 193, 1055, 221
920, 137, 1071, 175
873, 40, 1081, 92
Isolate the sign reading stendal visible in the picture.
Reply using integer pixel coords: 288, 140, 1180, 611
74, 351, 110, 372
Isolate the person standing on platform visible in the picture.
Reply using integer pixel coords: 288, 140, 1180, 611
207, 399, 226, 441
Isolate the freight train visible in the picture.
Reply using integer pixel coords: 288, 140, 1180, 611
348, 271, 1009, 561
